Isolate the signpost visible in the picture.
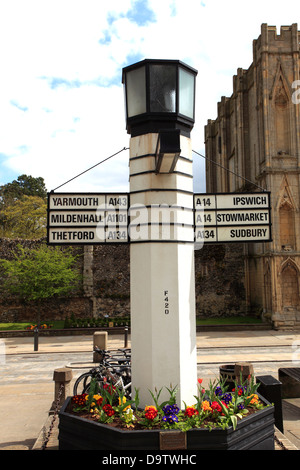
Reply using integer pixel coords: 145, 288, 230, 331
48, 191, 272, 246
194, 192, 272, 244
46, 58, 273, 410
47, 192, 129, 245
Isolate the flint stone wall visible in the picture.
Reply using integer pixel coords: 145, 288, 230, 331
0, 238, 247, 323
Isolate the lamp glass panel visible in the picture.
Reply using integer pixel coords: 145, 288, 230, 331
179, 68, 194, 119
149, 64, 176, 113
126, 66, 146, 117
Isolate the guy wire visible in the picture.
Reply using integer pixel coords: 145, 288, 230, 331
51, 147, 129, 192
192, 149, 266, 192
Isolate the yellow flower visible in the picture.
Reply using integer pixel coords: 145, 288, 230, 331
85, 394, 103, 407
248, 394, 259, 404
119, 396, 126, 405
93, 394, 102, 401
201, 400, 212, 412
145, 405, 157, 412
119, 395, 131, 411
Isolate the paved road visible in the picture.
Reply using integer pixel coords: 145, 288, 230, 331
1, 331, 300, 450
1, 346, 298, 385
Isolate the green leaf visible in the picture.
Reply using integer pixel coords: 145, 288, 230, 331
87, 378, 99, 410
230, 415, 238, 430
216, 396, 229, 417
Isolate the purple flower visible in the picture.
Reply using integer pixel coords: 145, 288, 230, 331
162, 404, 180, 424
162, 404, 179, 415
222, 393, 232, 404
163, 414, 178, 424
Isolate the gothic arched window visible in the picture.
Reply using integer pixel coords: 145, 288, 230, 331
281, 262, 299, 309
274, 78, 291, 155
279, 202, 295, 250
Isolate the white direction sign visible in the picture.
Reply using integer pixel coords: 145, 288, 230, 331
47, 193, 129, 245
194, 192, 272, 244
48, 191, 272, 245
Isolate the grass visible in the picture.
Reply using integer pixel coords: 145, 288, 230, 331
196, 316, 262, 325
0, 321, 65, 331
0, 316, 263, 331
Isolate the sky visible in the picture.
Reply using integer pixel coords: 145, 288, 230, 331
0, 0, 298, 195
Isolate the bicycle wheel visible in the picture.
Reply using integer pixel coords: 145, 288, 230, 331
73, 372, 94, 395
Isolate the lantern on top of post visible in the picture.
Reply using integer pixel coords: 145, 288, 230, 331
123, 59, 197, 173
122, 59, 198, 408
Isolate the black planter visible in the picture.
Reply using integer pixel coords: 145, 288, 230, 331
58, 397, 275, 450
219, 364, 236, 390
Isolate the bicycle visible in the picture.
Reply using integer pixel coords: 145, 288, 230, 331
73, 347, 131, 398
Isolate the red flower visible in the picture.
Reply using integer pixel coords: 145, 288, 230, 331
102, 404, 115, 417
184, 406, 199, 417
211, 401, 222, 413
197, 378, 203, 384
102, 383, 116, 394
96, 396, 103, 406
232, 388, 243, 396
144, 406, 158, 420
72, 394, 88, 406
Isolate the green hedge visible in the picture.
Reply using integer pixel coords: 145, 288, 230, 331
64, 315, 130, 329
0, 316, 261, 331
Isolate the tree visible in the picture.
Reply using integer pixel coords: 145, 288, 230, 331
0, 174, 47, 203
0, 243, 81, 325
0, 195, 47, 239
0, 175, 47, 239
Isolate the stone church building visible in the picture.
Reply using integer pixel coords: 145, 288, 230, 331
205, 24, 300, 328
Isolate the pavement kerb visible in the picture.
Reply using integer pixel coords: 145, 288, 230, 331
4, 328, 300, 356
274, 428, 299, 451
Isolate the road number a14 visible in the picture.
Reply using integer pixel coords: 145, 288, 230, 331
195, 197, 212, 208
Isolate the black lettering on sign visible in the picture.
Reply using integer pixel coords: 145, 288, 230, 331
233, 196, 267, 206
196, 229, 216, 240
195, 197, 211, 207
217, 212, 268, 223
230, 228, 268, 238
107, 230, 127, 240
52, 197, 99, 207
106, 213, 127, 223
164, 290, 169, 314
108, 197, 127, 207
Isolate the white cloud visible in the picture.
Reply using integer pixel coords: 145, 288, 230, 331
0, 0, 298, 193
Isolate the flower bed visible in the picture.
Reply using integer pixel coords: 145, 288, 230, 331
26, 322, 53, 330
59, 376, 275, 450
64, 315, 130, 329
